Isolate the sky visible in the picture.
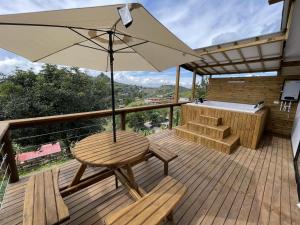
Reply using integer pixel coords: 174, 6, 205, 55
0, 0, 283, 88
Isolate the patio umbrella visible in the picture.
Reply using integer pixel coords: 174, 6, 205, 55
0, 3, 199, 142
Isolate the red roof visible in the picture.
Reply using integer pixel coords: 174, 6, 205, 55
16, 142, 61, 162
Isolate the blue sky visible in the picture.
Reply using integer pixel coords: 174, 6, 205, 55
0, 0, 283, 87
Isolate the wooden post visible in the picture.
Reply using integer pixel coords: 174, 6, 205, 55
192, 69, 196, 100
3, 131, 19, 183
174, 66, 181, 103
169, 106, 173, 129
120, 112, 126, 130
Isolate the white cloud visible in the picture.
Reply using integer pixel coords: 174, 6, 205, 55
0, 0, 283, 87
0, 57, 42, 74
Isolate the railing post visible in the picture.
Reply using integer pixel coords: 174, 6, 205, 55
120, 112, 126, 131
3, 131, 19, 183
169, 106, 173, 130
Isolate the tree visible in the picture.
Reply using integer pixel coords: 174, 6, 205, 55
0, 65, 110, 150
195, 76, 209, 99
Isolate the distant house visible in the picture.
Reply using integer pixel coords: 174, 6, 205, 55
16, 142, 61, 164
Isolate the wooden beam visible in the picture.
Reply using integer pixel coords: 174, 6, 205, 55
256, 40, 265, 70
120, 112, 126, 130
2, 131, 19, 183
60, 169, 114, 197
236, 45, 252, 72
0, 122, 9, 142
268, 0, 283, 5
281, 61, 300, 67
219, 49, 241, 73
168, 106, 173, 129
7, 102, 189, 128
201, 67, 278, 75
192, 70, 197, 100
195, 34, 286, 57
202, 50, 220, 74
201, 56, 281, 69
191, 62, 211, 74
174, 66, 180, 103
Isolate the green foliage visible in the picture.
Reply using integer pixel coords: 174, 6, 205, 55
0, 65, 186, 149
195, 76, 209, 99
0, 65, 112, 148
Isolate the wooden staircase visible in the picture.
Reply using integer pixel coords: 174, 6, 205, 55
174, 115, 239, 154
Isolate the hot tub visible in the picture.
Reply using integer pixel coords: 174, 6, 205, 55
181, 102, 268, 149
187, 101, 264, 114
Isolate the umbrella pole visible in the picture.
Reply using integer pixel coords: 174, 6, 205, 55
108, 31, 117, 143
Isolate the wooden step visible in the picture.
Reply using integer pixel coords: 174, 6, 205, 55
174, 126, 239, 154
193, 115, 222, 126
187, 121, 230, 139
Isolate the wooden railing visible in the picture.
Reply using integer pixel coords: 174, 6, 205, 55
0, 102, 188, 183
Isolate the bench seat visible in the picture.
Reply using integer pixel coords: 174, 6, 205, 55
149, 143, 178, 175
23, 169, 69, 225
105, 176, 186, 225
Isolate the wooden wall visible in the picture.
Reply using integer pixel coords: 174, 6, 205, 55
207, 76, 300, 136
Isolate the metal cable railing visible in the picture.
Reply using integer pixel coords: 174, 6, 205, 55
0, 142, 11, 208
0, 102, 185, 187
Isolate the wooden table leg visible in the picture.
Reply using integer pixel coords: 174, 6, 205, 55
125, 165, 137, 189
69, 164, 87, 187
123, 165, 147, 197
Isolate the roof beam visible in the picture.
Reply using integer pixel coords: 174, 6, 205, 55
235, 45, 252, 72
191, 62, 211, 74
256, 41, 265, 70
268, 0, 283, 5
199, 54, 220, 74
200, 56, 281, 69
219, 48, 241, 73
205, 52, 230, 73
205, 68, 278, 75
281, 61, 300, 67
195, 33, 286, 57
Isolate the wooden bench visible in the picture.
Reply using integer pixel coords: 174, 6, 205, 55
104, 176, 187, 225
149, 143, 178, 176
23, 169, 70, 225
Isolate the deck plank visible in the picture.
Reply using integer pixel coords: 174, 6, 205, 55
0, 130, 299, 225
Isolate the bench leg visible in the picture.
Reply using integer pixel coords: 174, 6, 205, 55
115, 175, 119, 189
167, 211, 174, 221
164, 162, 168, 176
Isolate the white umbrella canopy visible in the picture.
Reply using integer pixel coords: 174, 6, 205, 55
0, 3, 198, 71
0, 3, 199, 142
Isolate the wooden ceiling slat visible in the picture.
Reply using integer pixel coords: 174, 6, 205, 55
200, 56, 281, 68
191, 62, 210, 75
195, 33, 285, 57
218, 46, 241, 73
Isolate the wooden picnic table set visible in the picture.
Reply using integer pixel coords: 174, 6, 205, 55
23, 131, 187, 225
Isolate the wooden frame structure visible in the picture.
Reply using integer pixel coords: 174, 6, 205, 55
181, 32, 286, 75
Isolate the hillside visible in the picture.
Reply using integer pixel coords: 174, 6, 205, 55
97, 74, 191, 100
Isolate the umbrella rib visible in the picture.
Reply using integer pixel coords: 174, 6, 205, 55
0, 22, 110, 32
0, 22, 199, 58
114, 33, 160, 71
76, 44, 108, 52
114, 41, 148, 53
114, 28, 201, 59
69, 28, 109, 52
33, 32, 108, 62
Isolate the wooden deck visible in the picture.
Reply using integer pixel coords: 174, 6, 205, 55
1, 130, 299, 225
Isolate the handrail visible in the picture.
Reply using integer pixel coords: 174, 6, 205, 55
6, 102, 188, 129
0, 122, 9, 142
0, 101, 189, 183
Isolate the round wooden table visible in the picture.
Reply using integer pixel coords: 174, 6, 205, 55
73, 130, 149, 167
69, 131, 149, 200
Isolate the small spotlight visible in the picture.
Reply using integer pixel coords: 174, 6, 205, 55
118, 4, 133, 28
